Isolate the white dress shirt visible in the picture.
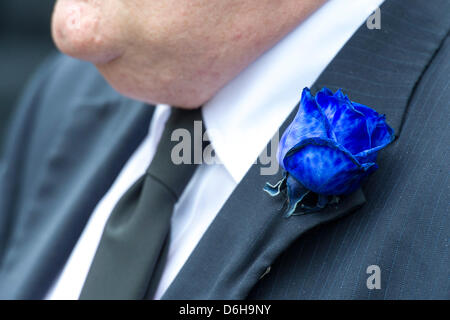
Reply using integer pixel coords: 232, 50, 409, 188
46, 0, 385, 300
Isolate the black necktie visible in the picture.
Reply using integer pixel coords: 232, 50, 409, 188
79, 107, 203, 299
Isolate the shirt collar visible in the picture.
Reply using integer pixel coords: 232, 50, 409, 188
161, 0, 385, 183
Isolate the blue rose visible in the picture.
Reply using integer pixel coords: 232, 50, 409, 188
265, 87, 394, 217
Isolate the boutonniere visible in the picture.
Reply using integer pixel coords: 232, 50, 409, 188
264, 88, 394, 217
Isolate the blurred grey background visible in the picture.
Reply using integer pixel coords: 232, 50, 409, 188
0, 0, 56, 152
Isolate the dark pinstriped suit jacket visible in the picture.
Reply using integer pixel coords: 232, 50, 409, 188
0, 0, 449, 299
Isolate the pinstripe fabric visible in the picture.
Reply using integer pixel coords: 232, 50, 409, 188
246, 0, 450, 299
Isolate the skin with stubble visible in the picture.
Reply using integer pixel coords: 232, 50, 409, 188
52, 0, 325, 109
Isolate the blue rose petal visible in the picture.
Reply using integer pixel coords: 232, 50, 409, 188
277, 88, 333, 169
352, 102, 381, 149
371, 115, 395, 148
283, 138, 376, 196
316, 89, 371, 155
354, 118, 395, 164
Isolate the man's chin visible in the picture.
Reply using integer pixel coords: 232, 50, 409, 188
96, 65, 208, 110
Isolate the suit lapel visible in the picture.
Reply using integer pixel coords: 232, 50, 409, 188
163, 155, 366, 299
162, 0, 443, 299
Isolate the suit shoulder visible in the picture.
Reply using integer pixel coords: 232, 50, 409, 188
35, 53, 122, 110
1, 53, 125, 175
9, 53, 124, 151
10, 52, 122, 135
